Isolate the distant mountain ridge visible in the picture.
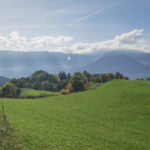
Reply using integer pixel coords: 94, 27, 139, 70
74, 51, 150, 79
0, 76, 9, 86
0, 51, 103, 78
0, 50, 150, 79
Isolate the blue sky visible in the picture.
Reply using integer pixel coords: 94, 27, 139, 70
0, 0, 150, 53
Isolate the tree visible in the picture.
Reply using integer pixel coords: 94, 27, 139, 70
114, 72, 124, 79
71, 74, 84, 91
10, 78, 25, 88
24, 82, 32, 88
48, 74, 58, 83
40, 81, 56, 91
82, 71, 92, 82
2, 82, 20, 97
59, 72, 67, 80
32, 81, 40, 90
31, 70, 49, 81
67, 73, 71, 81
61, 82, 72, 95
56, 80, 68, 91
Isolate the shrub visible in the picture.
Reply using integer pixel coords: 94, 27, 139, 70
61, 89, 67, 95
147, 76, 150, 81
124, 76, 129, 80
136, 78, 144, 80
2, 82, 20, 97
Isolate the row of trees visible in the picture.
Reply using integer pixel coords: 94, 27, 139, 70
137, 76, 150, 81
69, 71, 128, 92
9, 70, 128, 92
0, 70, 128, 97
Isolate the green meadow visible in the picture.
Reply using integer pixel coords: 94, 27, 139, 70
19, 88, 59, 98
0, 80, 150, 150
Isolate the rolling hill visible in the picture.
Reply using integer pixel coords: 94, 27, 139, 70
0, 80, 150, 150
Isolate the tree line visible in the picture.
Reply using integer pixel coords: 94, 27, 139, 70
0, 70, 129, 97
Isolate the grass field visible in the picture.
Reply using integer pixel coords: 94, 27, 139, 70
19, 88, 59, 98
0, 80, 150, 150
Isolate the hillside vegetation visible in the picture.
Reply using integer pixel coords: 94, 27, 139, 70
0, 80, 150, 150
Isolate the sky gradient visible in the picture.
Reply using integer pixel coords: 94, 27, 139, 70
0, 0, 150, 53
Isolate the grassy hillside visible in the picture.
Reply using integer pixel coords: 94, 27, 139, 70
19, 88, 59, 98
0, 80, 150, 150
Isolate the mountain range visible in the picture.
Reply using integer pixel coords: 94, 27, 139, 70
0, 50, 150, 79
75, 51, 150, 79
0, 76, 9, 86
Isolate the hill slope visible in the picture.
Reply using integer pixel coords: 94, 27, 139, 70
1, 80, 150, 150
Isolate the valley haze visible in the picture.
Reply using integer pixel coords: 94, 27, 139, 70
0, 50, 150, 79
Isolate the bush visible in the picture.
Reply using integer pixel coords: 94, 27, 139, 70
2, 82, 20, 97
136, 78, 144, 80
114, 72, 124, 79
147, 76, 150, 81
124, 76, 129, 80
60, 89, 67, 95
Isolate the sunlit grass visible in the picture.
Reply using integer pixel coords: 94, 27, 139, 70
19, 88, 59, 98
0, 80, 150, 150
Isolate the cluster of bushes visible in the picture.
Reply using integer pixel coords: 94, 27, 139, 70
137, 76, 150, 81
86, 72, 129, 83
147, 76, 150, 81
9, 70, 128, 93
0, 82, 20, 97
10, 70, 70, 92
136, 78, 145, 80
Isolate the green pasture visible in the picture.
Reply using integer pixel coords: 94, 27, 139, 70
0, 80, 150, 150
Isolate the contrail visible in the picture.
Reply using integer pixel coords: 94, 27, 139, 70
68, 9, 104, 27
68, 0, 123, 27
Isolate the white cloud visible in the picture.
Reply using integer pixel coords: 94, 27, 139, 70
60, 29, 150, 54
0, 29, 150, 54
0, 31, 73, 51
